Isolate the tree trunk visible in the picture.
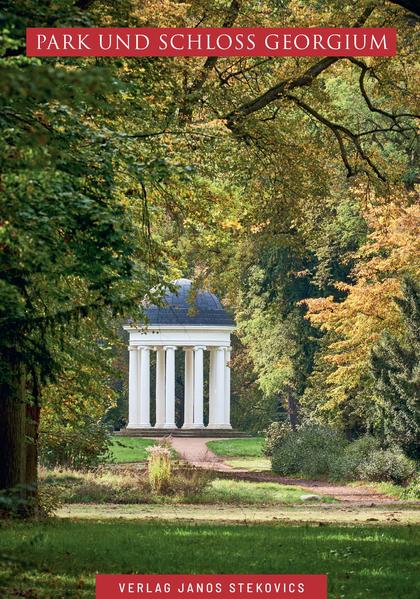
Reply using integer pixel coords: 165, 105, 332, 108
25, 402, 41, 513
0, 361, 27, 492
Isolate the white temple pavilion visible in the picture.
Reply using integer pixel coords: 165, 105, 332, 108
122, 279, 236, 435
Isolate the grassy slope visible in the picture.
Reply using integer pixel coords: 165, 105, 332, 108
40, 469, 331, 504
108, 437, 155, 462
1, 520, 419, 598
207, 438, 264, 458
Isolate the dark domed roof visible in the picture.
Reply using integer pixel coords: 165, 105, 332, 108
145, 278, 235, 326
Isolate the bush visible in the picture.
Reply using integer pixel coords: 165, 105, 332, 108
357, 447, 416, 485
38, 483, 63, 517
0, 483, 62, 518
271, 424, 348, 478
402, 474, 420, 500
330, 436, 381, 481
263, 421, 292, 457
0, 486, 34, 519
271, 424, 416, 485
40, 420, 112, 470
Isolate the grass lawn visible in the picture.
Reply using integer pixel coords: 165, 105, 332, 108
203, 479, 334, 504
1, 519, 418, 598
108, 437, 155, 463
225, 457, 271, 471
207, 437, 264, 458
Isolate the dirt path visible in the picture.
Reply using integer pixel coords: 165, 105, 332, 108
58, 503, 420, 525
168, 437, 399, 505
170, 437, 234, 470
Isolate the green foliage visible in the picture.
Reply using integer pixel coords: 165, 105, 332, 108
272, 427, 416, 485
0, 485, 35, 519
37, 483, 63, 518
40, 422, 112, 471
371, 276, 420, 458
0, 0, 169, 498
0, 482, 61, 519
39, 321, 120, 470
357, 447, 416, 485
401, 474, 420, 500
271, 425, 348, 477
263, 421, 293, 457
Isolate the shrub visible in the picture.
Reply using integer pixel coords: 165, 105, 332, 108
40, 420, 112, 470
263, 421, 292, 457
0, 485, 34, 519
357, 447, 416, 485
147, 444, 172, 494
271, 424, 348, 477
0, 483, 62, 518
38, 483, 63, 517
330, 436, 381, 481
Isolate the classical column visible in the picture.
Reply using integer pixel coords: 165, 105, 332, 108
182, 347, 194, 429
163, 346, 177, 428
208, 348, 217, 427
212, 346, 227, 428
192, 346, 205, 428
127, 345, 140, 428
155, 347, 166, 428
224, 347, 232, 429
138, 346, 151, 428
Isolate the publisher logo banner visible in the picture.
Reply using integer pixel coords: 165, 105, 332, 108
26, 27, 396, 57
96, 575, 327, 599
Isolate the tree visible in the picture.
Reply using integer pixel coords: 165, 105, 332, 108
371, 277, 420, 457
39, 317, 120, 469
303, 195, 420, 429
0, 1, 165, 509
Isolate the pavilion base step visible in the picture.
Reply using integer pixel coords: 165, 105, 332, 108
114, 428, 252, 438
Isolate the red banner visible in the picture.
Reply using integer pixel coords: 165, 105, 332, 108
95, 575, 327, 599
26, 27, 396, 57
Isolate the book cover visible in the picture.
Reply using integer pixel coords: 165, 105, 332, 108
0, 1, 418, 598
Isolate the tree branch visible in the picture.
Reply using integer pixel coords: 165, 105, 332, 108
285, 94, 386, 180
388, 0, 420, 16
225, 5, 376, 127
179, 0, 242, 122
348, 57, 420, 129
